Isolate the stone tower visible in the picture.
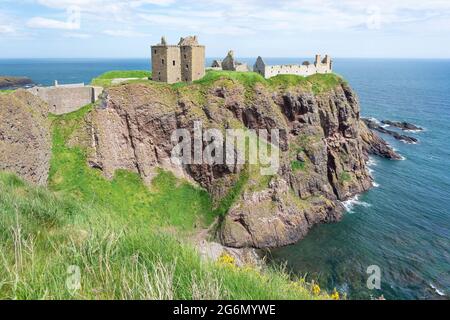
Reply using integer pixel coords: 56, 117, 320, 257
151, 36, 181, 84
151, 35, 205, 84
179, 36, 205, 82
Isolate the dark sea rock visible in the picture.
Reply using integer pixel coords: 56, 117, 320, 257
362, 118, 419, 144
381, 120, 423, 131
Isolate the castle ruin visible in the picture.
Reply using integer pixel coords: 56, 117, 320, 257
254, 54, 332, 79
210, 50, 249, 72
151, 36, 205, 84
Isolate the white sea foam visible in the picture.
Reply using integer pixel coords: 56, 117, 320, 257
367, 117, 380, 123
373, 182, 380, 188
342, 195, 372, 213
367, 157, 377, 175
430, 283, 445, 296
367, 157, 378, 167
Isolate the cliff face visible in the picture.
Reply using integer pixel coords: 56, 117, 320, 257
88, 76, 398, 248
0, 90, 51, 185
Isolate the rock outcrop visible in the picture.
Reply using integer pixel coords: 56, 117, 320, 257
88, 76, 399, 249
0, 90, 51, 185
362, 118, 418, 144
0, 76, 33, 89
381, 120, 423, 131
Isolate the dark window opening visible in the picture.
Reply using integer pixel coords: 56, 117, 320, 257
162, 59, 165, 65
173, 60, 176, 66
184, 54, 187, 59
154, 50, 156, 54
186, 64, 189, 69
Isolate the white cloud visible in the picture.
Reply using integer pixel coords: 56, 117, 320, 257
64, 32, 91, 38
0, 25, 15, 34
102, 29, 150, 37
27, 17, 80, 30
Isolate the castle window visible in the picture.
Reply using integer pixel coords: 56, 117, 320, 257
162, 59, 165, 65
173, 60, 176, 66
186, 64, 189, 69
184, 54, 187, 59
154, 50, 156, 54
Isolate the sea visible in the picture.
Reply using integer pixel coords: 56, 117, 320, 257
1, 58, 449, 300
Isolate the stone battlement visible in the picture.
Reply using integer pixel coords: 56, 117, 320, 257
254, 54, 333, 79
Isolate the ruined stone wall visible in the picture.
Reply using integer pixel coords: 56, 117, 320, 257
28, 85, 102, 115
181, 45, 205, 82
264, 64, 318, 78
254, 55, 332, 79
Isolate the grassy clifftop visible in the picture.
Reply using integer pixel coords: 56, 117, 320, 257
91, 69, 345, 95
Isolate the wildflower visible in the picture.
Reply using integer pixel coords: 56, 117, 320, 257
218, 253, 235, 267
331, 289, 340, 300
312, 284, 321, 296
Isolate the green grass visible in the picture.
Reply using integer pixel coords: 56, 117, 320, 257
339, 171, 352, 183
0, 89, 15, 95
195, 70, 267, 87
0, 171, 333, 299
290, 160, 306, 172
213, 170, 250, 217
91, 70, 152, 87
94, 70, 151, 80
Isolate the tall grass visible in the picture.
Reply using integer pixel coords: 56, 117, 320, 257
0, 172, 330, 300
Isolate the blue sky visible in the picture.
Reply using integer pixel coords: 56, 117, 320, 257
1, 0, 450, 58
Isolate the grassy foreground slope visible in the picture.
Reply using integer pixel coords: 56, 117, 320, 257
0, 90, 334, 299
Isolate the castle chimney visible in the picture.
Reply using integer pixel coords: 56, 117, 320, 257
315, 54, 321, 66
161, 36, 167, 45
324, 55, 331, 67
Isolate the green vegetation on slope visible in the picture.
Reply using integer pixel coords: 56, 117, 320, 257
0, 102, 333, 299
49, 103, 214, 232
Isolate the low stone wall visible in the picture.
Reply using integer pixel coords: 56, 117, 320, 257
28, 85, 103, 115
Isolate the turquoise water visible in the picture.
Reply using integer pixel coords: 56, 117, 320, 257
1, 58, 449, 300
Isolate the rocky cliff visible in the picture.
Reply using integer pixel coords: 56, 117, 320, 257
0, 90, 51, 185
87, 74, 399, 248
0, 74, 399, 248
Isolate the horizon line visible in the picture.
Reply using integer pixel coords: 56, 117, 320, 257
1, 57, 450, 60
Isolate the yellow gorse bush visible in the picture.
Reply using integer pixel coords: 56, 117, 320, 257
218, 253, 236, 267
312, 284, 321, 296
331, 289, 340, 300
